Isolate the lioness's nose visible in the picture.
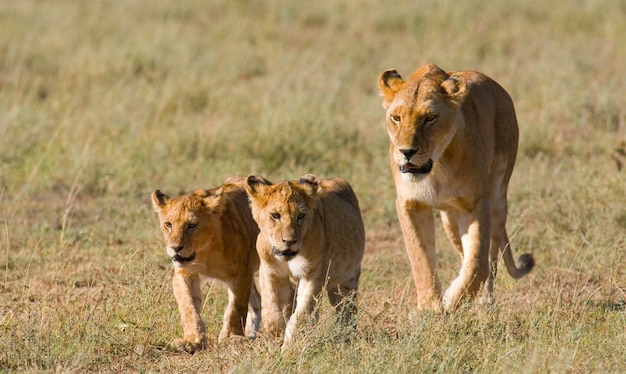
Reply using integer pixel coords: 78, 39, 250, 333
282, 239, 297, 247
400, 148, 418, 159
171, 244, 184, 253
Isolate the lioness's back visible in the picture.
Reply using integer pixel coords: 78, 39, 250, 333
454, 71, 519, 157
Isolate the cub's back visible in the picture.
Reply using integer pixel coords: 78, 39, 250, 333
316, 178, 365, 257
220, 176, 260, 246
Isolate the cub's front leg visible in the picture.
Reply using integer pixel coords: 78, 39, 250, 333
171, 268, 207, 353
259, 261, 293, 338
282, 277, 324, 350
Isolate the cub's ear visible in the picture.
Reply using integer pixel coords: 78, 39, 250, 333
378, 69, 404, 109
298, 174, 319, 194
222, 175, 245, 187
151, 190, 169, 212
440, 75, 468, 108
244, 175, 272, 197
193, 189, 212, 198
195, 188, 227, 214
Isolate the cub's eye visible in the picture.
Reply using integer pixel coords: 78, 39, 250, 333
187, 223, 198, 230
164, 222, 172, 230
390, 115, 401, 124
424, 114, 438, 125
297, 213, 306, 222
270, 212, 281, 220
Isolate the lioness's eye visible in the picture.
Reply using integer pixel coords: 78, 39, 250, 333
390, 115, 401, 124
297, 213, 306, 222
164, 222, 172, 230
188, 223, 198, 230
424, 115, 438, 125
271, 212, 281, 220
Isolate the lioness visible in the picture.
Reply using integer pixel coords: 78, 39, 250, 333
378, 63, 534, 310
244, 174, 365, 350
151, 176, 261, 353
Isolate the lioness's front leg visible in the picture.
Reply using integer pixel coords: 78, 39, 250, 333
171, 268, 207, 353
442, 203, 490, 309
396, 198, 441, 309
283, 277, 324, 350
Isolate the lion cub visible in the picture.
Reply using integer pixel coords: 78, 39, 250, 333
244, 174, 365, 350
151, 176, 261, 353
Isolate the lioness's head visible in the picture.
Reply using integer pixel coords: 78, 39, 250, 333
378, 63, 468, 181
245, 174, 320, 262
151, 188, 227, 263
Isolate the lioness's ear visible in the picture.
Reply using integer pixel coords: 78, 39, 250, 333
151, 190, 169, 212
298, 174, 319, 194
245, 175, 272, 197
378, 69, 404, 109
440, 75, 468, 108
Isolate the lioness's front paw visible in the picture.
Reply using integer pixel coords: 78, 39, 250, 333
170, 337, 205, 354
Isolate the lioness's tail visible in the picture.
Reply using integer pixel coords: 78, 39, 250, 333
502, 230, 535, 279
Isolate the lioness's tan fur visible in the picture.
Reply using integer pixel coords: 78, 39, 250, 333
378, 63, 534, 310
245, 174, 365, 350
151, 176, 261, 353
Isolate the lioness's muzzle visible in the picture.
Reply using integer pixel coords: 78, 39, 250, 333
400, 159, 434, 174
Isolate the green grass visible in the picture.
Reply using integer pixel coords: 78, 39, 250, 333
1, 0, 625, 372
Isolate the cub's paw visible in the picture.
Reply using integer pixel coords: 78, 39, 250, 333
170, 338, 205, 354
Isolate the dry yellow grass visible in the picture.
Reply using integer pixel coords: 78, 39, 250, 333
1, 0, 625, 372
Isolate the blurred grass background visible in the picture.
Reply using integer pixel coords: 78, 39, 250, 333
1, 0, 625, 372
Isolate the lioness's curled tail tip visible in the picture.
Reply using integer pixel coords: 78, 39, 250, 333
518, 253, 535, 275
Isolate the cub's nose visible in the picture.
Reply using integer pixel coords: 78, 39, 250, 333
282, 239, 297, 247
399, 148, 418, 159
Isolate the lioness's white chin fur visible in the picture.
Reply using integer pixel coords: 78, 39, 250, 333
401, 172, 427, 183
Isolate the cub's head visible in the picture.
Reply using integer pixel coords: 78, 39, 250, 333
378, 63, 468, 181
245, 174, 320, 262
151, 188, 227, 264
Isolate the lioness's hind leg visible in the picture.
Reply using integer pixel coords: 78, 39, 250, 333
442, 205, 490, 310
483, 200, 507, 303
482, 166, 513, 303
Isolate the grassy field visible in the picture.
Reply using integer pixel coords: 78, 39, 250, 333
1, 0, 625, 372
